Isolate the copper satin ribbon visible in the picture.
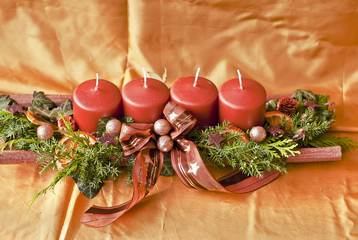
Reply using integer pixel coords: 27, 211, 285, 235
80, 123, 164, 228
164, 102, 280, 194
80, 102, 279, 228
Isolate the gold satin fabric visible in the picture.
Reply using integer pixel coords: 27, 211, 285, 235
0, 1, 358, 239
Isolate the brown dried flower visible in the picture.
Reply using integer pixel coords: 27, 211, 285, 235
58, 115, 76, 132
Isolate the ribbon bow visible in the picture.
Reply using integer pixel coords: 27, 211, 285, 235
80, 101, 279, 228
164, 101, 279, 194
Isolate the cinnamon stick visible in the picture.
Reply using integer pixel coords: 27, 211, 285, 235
0, 94, 343, 165
0, 146, 343, 164
0, 150, 38, 164
8, 93, 72, 107
286, 146, 342, 163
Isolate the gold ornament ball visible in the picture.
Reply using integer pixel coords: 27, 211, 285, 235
154, 119, 171, 136
37, 124, 54, 140
106, 119, 122, 135
157, 135, 174, 152
249, 126, 267, 143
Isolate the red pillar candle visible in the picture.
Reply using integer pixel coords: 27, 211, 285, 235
218, 73, 266, 130
122, 76, 170, 123
73, 76, 122, 133
170, 69, 218, 127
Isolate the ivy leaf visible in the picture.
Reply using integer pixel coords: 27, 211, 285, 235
31, 91, 56, 110
28, 92, 73, 120
265, 99, 278, 111
160, 152, 174, 176
70, 172, 103, 199
292, 89, 316, 102
119, 116, 134, 123
97, 117, 115, 137
57, 99, 73, 111
75, 179, 103, 199
0, 94, 17, 110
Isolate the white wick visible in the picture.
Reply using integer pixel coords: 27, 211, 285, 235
143, 67, 148, 88
95, 73, 99, 90
193, 67, 200, 87
237, 69, 243, 90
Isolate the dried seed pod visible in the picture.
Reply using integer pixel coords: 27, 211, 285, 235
58, 115, 76, 131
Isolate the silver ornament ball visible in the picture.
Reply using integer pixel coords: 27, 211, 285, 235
154, 119, 171, 136
249, 126, 267, 143
157, 135, 174, 152
106, 119, 122, 135
37, 124, 54, 140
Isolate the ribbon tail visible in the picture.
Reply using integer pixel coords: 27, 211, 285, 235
171, 140, 228, 192
80, 149, 163, 228
171, 139, 279, 194
217, 170, 280, 193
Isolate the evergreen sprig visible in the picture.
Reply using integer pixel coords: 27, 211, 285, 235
308, 136, 358, 151
187, 123, 296, 177
288, 109, 336, 147
0, 110, 38, 150
25, 116, 124, 209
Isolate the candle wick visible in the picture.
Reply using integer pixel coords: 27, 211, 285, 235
237, 69, 243, 90
95, 73, 99, 91
193, 67, 200, 87
143, 67, 148, 88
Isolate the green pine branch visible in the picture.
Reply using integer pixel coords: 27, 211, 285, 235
26, 117, 124, 210
308, 136, 358, 151
189, 124, 294, 178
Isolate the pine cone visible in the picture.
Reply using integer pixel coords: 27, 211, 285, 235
277, 97, 298, 115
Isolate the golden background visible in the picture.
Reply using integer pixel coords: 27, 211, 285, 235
0, 1, 357, 239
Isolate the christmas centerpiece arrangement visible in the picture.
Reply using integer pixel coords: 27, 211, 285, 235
0, 70, 357, 228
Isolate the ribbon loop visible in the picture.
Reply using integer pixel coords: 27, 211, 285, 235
163, 101, 197, 139
119, 123, 156, 156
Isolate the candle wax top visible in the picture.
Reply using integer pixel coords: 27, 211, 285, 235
170, 76, 218, 106
122, 78, 169, 107
219, 78, 266, 109
73, 79, 121, 112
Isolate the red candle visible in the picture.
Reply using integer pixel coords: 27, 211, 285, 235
73, 77, 122, 133
218, 74, 266, 130
122, 77, 170, 123
170, 69, 218, 127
